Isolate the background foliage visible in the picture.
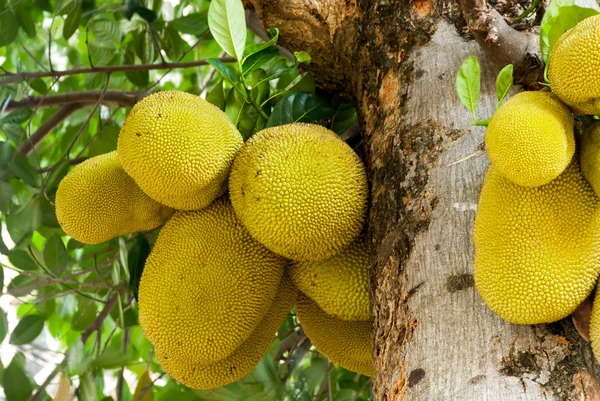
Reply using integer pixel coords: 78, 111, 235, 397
0, 0, 369, 399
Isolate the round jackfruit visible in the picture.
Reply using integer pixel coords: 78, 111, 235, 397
296, 293, 374, 377
485, 91, 574, 188
118, 91, 243, 210
548, 15, 600, 115
289, 236, 370, 320
473, 162, 600, 324
138, 198, 285, 365
55, 151, 173, 244
580, 122, 600, 197
229, 123, 368, 262
156, 275, 297, 389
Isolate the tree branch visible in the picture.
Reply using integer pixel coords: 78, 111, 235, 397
18, 103, 84, 154
81, 293, 119, 344
457, 0, 544, 88
0, 58, 235, 87
6, 91, 144, 111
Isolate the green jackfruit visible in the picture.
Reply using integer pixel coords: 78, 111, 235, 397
55, 151, 173, 244
289, 236, 370, 320
118, 91, 243, 210
485, 91, 574, 188
474, 162, 600, 324
156, 275, 297, 389
296, 293, 374, 377
138, 198, 285, 365
229, 123, 368, 262
580, 122, 600, 197
548, 15, 600, 115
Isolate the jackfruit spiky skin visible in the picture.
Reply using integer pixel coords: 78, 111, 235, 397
548, 15, 600, 115
55, 151, 174, 244
118, 91, 244, 210
138, 198, 285, 365
289, 236, 370, 320
580, 122, 600, 197
229, 123, 368, 262
296, 293, 374, 377
473, 162, 600, 324
156, 275, 297, 389
485, 91, 574, 188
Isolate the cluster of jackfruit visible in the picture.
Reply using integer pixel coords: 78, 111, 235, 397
55, 90, 374, 388
473, 15, 600, 361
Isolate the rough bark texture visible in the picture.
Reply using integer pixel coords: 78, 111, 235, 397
245, 0, 600, 399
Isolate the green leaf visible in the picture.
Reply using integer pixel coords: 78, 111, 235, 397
63, 3, 82, 40
68, 340, 90, 375
456, 56, 481, 121
128, 236, 150, 300
57, 0, 77, 15
206, 80, 226, 111
80, 375, 98, 401
92, 19, 121, 48
495, 64, 513, 108
242, 46, 278, 76
207, 57, 236, 86
208, 0, 246, 61
1, 123, 26, 143
242, 27, 279, 58
0, 8, 18, 48
125, 42, 149, 87
29, 78, 48, 95
9, 250, 39, 271
134, 31, 151, 63
10, 314, 45, 345
44, 234, 68, 276
92, 349, 129, 369
332, 103, 358, 135
87, 124, 119, 157
0, 309, 7, 343
72, 297, 98, 331
1, 108, 33, 125
134, 5, 158, 23
119, 237, 129, 282
171, 12, 208, 36
7, 153, 42, 188
0, 181, 12, 213
3, 353, 33, 401
546, 5, 599, 64
15, 5, 36, 38
267, 92, 334, 128
112, 260, 121, 286
44, 160, 70, 192
225, 84, 247, 126
294, 51, 311, 65
540, 0, 574, 64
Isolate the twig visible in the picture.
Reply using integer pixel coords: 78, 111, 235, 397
0, 58, 235, 87
27, 360, 65, 401
275, 328, 306, 361
315, 361, 333, 400
135, 372, 166, 401
5, 91, 143, 110
81, 293, 119, 343
39, 157, 87, 172
350, 379, 372, 401
117, 326, 130, 401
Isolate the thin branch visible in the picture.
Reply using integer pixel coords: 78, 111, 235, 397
18, 103, 84, 154
39, 156, 87, 172
28, 360, 65, 401
350, 379, 372, 401
135, 372, 166, 401
275, 328, 306, 361
5, 91, 143, 110
81, 293, 119, 343
0, 58, 235, 87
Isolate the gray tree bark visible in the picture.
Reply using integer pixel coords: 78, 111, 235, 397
244, 0, 600, 399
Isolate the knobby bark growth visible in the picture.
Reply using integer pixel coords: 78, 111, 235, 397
243, 0, 600, 399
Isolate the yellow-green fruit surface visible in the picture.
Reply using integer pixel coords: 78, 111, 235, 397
296, 293, 374, 377
473, 162, 600, 324
580, 122, 600, 197
156, 275, 297, 389
590, 285, 600, 361
55, 151, 173, 244
138, 198, 285, 365
485, 91, 574, 187
289, 236, 370, 320
548, 15, 600, 115
118, 91, 243, 210
229, 123, 368, 261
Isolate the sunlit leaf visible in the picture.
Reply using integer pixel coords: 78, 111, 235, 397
171, 13, 208, 36
208, 0, 246, 61
456, 56, 480, 121
242, 46, 278, 76
92, 349, 129, 369
9, 314, 45, 345
207, 57, 236, 86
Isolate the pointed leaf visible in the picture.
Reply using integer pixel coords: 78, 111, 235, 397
171, 12, 208, 36
0, 308, 7, 343
208, 0, 246, 61
9, 250, 40, 271
7, 153, 41, 188
29, 78, 48, 95
1, 124, 25, 144
242, 27, 279, 58
267, 92, 334, 128
206, 80, 226, 110
539, 0, 575, 63
294, 51, 311, 65
63, 3, 82, 40
495, 64, 514, 107
207, 58, 236, 86
133, 370, 154, 401
242, 46, 278, 76
15, 6, 36, 38
44, 234, 68, 275
3, 353, 33, 401
0, 9, 18, 48
456, 56, 480, 120
9, 314, 45, 345
1, 108, 32, 125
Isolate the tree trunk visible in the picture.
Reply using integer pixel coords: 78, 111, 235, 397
243, 0, 600, 399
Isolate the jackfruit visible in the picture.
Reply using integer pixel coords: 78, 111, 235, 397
548, 15, 600, 115
156, 275, 297, 389
580, 122, 600, 197
485, 91, 574, 188
138, 197, 285, 365
289, 235, 370, 320
229, 123, 368, 262
473, 162, 600, 324
55, 151, 173, 244
296, 293, 374, 377
118, 91, 243, 210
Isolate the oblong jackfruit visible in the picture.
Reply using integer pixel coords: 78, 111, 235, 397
156, 275, 297, 389
289, 236, 370, 320
474, 162, 600, 324
296, 293, 374, 377
580, 122, 600, 197
55, 151, 174, 244
229, 123, 368, 262
118, 91, 243, 210
548, 15, 600, 115
485, 91, 574, 188
138, 198, 285, 365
